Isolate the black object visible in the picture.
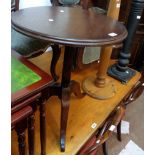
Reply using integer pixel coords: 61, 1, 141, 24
108, 0, 144, 83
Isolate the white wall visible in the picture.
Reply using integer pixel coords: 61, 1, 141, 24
19, 0, 52, 9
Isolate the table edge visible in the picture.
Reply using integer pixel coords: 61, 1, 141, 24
11, 50, 54, 105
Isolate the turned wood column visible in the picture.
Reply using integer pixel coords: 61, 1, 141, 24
82, 0, 122, 99
95, 0, 121, 87
108, 0, 144, 83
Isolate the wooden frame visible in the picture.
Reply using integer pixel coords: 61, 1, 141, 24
11, 50, 53, 106
11, 50, 53, 155
12, 106, 34, 155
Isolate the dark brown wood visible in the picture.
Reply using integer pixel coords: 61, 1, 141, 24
50, 44, 61, 81
11, 6, 127, 151
16, 127, 26, 155
123, 81, 144, 106
40, 100, 46, 155
61, 46, 73, 87
15, 0, 19, 10
61, 87, 71, 152
11, 93, 41, 114
12, 106, 33, 126
12, 50, 53, 154
12, 106, 34, 155
56, 47, 85, 151
80, 0, 89, 9
117, 121, 122, 141
11, 0, 19, 12
60, 46, 73, 151
28, 114, 35, 155
50, 0, 90, 75
11, 50, 53, 106
91, 0, 109, 10
11, 6, 127, 47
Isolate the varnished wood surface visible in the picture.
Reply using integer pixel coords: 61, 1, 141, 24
12, 52, 141, 155
11, 106, 33, 128
82, 0, 122, 99
95, 0, 122, 87
11, 50, 53, 107
11, 6, 127, 46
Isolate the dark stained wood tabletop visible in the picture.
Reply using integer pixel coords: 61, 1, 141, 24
11, 6, 127, 47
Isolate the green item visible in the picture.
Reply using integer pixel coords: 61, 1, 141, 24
11, 56, 41, 93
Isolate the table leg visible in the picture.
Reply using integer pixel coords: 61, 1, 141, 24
47, 46, 85, 151
28, 114, 35, 155
60, 87, 71, 152
15, 121, 27, 155
117, 121, 122, 141
40, 100, 46, 155
60, 46, 85, 151
50, 45, 61, 81
60, 46, 72, 152
82, 0, 122, 100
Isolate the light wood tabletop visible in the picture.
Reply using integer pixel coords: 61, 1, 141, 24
11, 52, 141, 155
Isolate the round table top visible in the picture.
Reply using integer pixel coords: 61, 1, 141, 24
11, 6, 127, 47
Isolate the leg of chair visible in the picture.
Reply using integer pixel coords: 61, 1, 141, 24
50, 45, 61, 81
40, 101, 46, 155
102, 142, 108, 155
15, 121, 27, 155
117, 121, 122, 141
28, 114, 35, 155
18, 131, 26, 155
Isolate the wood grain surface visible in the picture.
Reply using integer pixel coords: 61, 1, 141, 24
12, 52, 141, 155
11, 6, 127, 46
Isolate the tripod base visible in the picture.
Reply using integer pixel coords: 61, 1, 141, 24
108, 64, 136, 84
82, 76, 116, 100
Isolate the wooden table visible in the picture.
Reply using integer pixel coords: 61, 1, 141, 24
12, 52, 141, 155
11, 105, 34, 155
11, 50, 53, 155
11, 6, 127, 151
